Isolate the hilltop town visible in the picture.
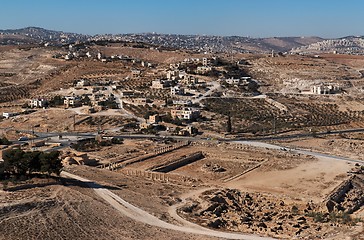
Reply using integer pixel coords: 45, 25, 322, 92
0, 28, 364, 240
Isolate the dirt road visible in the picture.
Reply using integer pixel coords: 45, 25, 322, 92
233, 140, 363, 164
61, 171, 274, 240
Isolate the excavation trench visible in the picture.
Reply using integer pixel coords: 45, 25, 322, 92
150, 151, 204, 173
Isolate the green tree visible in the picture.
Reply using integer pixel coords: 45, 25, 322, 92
1, 149, 62, 180
247, 80, 259, 92
226, 115, 232, 133
49, 95, 64, 106
40, 151, 62, 176
25, 151, 41, 175
0, 162, 5, 180
82, 95, 92, 106
2, 148, 24, 175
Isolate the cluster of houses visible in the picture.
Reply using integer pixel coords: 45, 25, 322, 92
140, 110, 199, 136
28, 98, 48, 108
182, 57, 217, 66
151, 71, 206, 99
25, 82, 120, 112
54, 44, 156, 68
222, 76, 252, 85
136, 59, 223, 135
5, 56, 223, 137
169, 57, 218, 75
310, 84, 342, 94
24, 96, 102, 111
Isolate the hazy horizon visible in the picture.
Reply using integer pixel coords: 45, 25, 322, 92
0, 25, 334, 39
1, 0, 363, 38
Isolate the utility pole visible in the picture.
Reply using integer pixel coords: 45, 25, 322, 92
30, 125, 35, 149
97, 122, 102, 134
73, 114, 76, 132
272, 114, 277, 135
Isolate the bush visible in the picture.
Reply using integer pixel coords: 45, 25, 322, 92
307, 211, 359, 225
71, 139, 99, 151
306, 211, 327, 223
49, 95, 64, 107
111, 137, 123, 144
0, 137, 11, 145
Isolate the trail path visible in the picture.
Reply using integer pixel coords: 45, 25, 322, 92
61, 171, 274, 240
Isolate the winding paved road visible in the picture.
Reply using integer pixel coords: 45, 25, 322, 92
61, 171, 274, 240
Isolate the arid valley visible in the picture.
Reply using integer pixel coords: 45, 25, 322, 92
0, 25, 364, 240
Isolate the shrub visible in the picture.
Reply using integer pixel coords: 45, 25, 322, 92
0, 137, 11, 145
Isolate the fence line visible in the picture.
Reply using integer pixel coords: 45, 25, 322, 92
120, 169, 199, 184
101, 141, 190, 171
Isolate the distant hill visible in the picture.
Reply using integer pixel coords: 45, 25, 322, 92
0, 26, 324, 53
228, 36, 324, 53
0, 27, 89, 45
260, 37, 324, 51
290, 36, 364, 55
90, 34, 324, 53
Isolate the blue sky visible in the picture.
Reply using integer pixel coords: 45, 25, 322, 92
0, 0, 363, 38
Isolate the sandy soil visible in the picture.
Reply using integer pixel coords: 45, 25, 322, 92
225, 155, 354, 202
0, 177, 215, 240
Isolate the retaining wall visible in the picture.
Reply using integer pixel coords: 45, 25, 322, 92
101, 141, 190, 171
151, 151, 204, 173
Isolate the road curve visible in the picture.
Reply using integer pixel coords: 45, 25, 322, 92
61, 171, 274, 240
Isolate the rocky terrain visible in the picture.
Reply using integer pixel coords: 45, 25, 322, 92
178, 188, 363, 239
0, 177, 211, 240
325, 174, 364, 214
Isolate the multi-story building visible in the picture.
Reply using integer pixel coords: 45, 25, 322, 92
149, 114, 161, 124
64, 96, 82, 108
131, 69, 141, 78
171, 107, 200, 120
130, 98, 147, 105
171, 86, 185, 96
196, 66, 212, 74
29, 98, 48, 108
311, 84, 341, 94
151, 80, 171, 89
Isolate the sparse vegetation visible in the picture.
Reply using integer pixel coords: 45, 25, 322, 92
1, 31, 364, 240
306, 211, 361, 225
70, 137, 124, 152
202, 98, 363, 135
